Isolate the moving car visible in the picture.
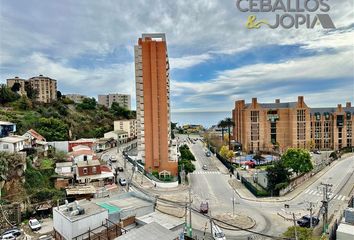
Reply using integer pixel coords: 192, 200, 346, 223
1, 228, 21, 238
29, 218, 41, 231
200, 202, 209, 214
212, 223, 226, 240
117, 166, 124, 172
297, 215, 319, 228
202, 164, 208, 170
119, 178, 127, 186
110, 155, 117, 162
205, 151, 211, 157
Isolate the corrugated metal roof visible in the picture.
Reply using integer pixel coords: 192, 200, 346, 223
116, 222, 177, 240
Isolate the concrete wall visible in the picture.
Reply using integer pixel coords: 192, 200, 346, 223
48, 141, 69, 153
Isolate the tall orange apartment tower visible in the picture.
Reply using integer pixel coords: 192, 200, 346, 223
135, 33, 178, 176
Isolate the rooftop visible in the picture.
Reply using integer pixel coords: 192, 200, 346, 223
54, 199, 107, 222
66, 185, 97, 196
0, 121, 15, 125
25, 129, 46, 141
116, 222, 176, 240
0, 135, 26, 143
77, 160, 100, 167
136, 212, 184, 230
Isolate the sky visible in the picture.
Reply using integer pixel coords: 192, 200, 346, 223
0, 0, 353, 112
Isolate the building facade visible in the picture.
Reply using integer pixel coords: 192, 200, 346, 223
135, 33, 177, 176
114, 119, 137, 140
7, 75, 57, 103
98, 93, 131, 109
6, 77, 27, 95
232, 96, 354, 153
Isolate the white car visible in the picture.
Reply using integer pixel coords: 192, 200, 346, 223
0, 233, 16, 240
110, 155, 117, 162
29, 218, 41, 231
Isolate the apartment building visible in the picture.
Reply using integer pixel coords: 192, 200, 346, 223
135, 33, 178, 176
232, 96, 354, 153
7, 75, 57, 103
6, 77, 27, 95
114, 119, 137, 140
98, 93, 131, 109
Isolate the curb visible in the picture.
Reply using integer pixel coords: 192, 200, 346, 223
231, 160, 339, 203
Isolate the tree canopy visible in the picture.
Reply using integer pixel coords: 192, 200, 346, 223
0, 84, 20, 104
281, 148, 313, 175
266, 161, 290, 194
283, 226, 313, 240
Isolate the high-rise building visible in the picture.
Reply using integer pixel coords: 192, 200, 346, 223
232, 96, 354, 153
7, 75, 57, 103
98, 93, 131, 109
135, 33, 178, 176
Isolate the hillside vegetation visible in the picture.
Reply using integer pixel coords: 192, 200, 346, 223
0, 85, 135, 141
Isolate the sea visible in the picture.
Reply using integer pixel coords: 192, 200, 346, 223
171, 111, 231, 128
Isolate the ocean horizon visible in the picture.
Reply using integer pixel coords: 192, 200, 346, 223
171, 111, 231, 128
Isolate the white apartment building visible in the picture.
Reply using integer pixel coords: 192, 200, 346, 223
98, 93, 131, 109
114, 119, 137, 140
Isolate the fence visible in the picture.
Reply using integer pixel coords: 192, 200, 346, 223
241, 176, 270, 197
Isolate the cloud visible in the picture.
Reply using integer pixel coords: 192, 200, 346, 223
170, 53, 212, 69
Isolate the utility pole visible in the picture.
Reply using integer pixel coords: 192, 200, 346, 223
209, 209, 213, 238
188, 187, 192, 237
320, 182, 332, 234
308, 202, 314, 228
293, 213, 298, 240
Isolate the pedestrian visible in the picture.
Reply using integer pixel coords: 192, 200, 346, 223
230, 173, 232, 178
154, 183, 157, 188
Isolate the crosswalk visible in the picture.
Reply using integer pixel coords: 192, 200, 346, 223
191, 171, 221, 175
304, 189, 348, 201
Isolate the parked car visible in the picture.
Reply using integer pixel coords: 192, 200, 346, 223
29, 218, 41, 231
202, 164, 208, 170
119, 178, 127, 186
117, 166, 124, 172
110, 155, 117, 162
1, 228, 21, 238
244, 160, 256, 168
205, 151, 211, 157
212, 223, 226, 240
200, 202, 209, 214
0, 233, 16, 240
313, 150, 321, 154
297, 215, 320, 228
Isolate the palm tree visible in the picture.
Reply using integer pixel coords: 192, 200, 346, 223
217, 120, 227, 144
224, 118, 235, 150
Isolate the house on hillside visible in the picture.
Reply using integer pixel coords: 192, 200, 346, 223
75, 160, 114, 186
22, 129, 48, 156
0, 135, 26, 153
0, 121, 16, 138
68, 145, 97, 164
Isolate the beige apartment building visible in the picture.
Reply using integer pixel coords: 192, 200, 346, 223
7, 75, 57, 103
6, 77, 27, 96
135, 33, 178, 176
98, 94, 131, 109
114, 119, 137, 140
232, 96, 354, 153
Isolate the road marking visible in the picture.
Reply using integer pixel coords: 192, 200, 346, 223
305, 189, 310, 194
339, 195, 346, 201
308, 190, 315, 195
191, 171, 220, 175
333, 195, 339, 200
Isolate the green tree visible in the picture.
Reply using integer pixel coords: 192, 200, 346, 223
24, 82, 38, 100
281, 148, 313, 175
0, 84, 20, 104
178, 159, 196, 174
226, 150, 235, 160
36, 117, 69, 141
56, 91, 62, 99
217, 120, 227, 145
76, 97, 97, 110
266, 161, 290, 195
110, 102, 130, 118
224, 117, 235, 150
11, 82, 21, 92
15, 96, 32, 110
283, 226, 313, 240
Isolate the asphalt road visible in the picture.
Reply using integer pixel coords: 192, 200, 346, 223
178, 134, 354, 239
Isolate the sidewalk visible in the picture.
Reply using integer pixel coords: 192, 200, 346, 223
228, 156, 349, 203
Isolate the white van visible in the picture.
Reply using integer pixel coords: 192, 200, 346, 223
212, 223, 226, 240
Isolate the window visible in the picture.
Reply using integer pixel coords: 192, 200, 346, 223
3, 144, 9, 149
92, 167, 97, 174
83, 155, 87, 161
83, 168, 88, 175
